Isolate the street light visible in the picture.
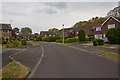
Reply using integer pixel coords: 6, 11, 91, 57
62, 24, 64, 44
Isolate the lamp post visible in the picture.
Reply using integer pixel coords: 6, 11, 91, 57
62, 24, 64, 44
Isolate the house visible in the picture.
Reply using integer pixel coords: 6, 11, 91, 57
94, 16, 120, 41
59, 28, 75, 38
73, 25, 94, 38
0, 24, 12, 40
40, 31, 58, 37
17, 33, 33, 40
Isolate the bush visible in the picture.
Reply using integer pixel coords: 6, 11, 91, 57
56, 39, 63, 43
11, 40, 20, 47
21, 39, 27, 45
97, 39, 104, 45
46, 37, 57, 42
93, 39, 104, 46
56, 38, 79, 43
35, 36, 42, 41
65, 38, 78, 43
106, 28, 120, 44
5, 40, 20, 48
78, 29, 86, 42
41, 37, 47, 41
86, 38, 89, 41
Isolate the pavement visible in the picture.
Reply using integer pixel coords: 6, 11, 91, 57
2, 45, 28, 67
68, 43, 119, 53
31, 42, 118, 78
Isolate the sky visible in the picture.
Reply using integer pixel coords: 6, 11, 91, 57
1, 1, 119, 33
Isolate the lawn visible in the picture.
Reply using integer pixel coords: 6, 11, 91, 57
1, 61, 28, 79
98, 44, 119, 47
94, 50, 119, 60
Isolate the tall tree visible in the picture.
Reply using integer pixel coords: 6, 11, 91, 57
78, 29, 86, 42
20, 27, 32, 35
13, 27, 19, 34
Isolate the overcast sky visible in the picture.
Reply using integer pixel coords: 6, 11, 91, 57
1, 2, 119, 33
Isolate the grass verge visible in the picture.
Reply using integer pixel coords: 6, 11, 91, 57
32, 43, 40, 46
94, 50, 119, 60
98, 44, 120, 47
1, 61, 28, 78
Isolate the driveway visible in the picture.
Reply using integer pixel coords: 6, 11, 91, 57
29, 42, 118, 78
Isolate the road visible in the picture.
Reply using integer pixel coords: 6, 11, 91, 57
29, 42, 118, 78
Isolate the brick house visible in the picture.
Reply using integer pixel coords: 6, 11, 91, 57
40, 31, 58, 37
0, 24, 12, 40
94, 16, 120, 41
59, 28, 75, 38
74, 26, 94, 38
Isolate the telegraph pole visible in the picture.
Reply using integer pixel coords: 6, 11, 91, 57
62, 24, 64, 44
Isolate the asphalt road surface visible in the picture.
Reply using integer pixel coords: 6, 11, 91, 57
30, 42, 118, 78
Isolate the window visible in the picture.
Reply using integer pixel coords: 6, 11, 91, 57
96, 34, 102, 39
96, 27, 101, 31
108, 24, 115, 29
77, 31, 78, 34
49, 34, 52, 36
3, 30, 9, 33
53, 35, 55, 37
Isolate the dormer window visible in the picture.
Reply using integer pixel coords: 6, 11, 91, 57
108, 24, 115, 29
96, 27, 101, 31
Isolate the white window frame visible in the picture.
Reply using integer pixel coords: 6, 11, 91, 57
108, 24, 115, 29
96, 27, 101, 31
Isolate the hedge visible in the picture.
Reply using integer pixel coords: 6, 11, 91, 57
93, 39, 104, 46
106, 28, 120, 44
21, 39, 27, 45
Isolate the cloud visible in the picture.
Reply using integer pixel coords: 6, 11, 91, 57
2, 2, 118, 33
33, 8, 58, 14
44, 2, 67, 9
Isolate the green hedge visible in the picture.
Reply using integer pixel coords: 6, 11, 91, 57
93, 39, 104, 46
56, 38, 79, 43
5, 40, 20, 48
106, 28, 120, 44
21, 39, 27, 45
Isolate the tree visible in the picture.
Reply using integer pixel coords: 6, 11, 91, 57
20, 27, 32, 35
13, 27, 19, 34
106, 28, 120, 44
55, 33, 60, 39
78, 29, 86, 42
33, 33, 39, 39
49, 28, 59, 32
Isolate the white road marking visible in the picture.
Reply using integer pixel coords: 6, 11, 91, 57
28, 46, 44, 78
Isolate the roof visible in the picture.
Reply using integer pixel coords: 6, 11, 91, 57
59, 28, 73, 32
101, 16, 120, 26
40, 31, 58, 35
0, 24, 12, 30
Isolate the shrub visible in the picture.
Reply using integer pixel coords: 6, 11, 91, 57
106, 28, 120, 44
35, 36, 42, 41
65, 38, 78, 43
86, 38, 89, 41
41, 37, 47, 41
97, 39, 104, 45
46, 37, 57, 42
78, 29, 86, 42
93, 39, 104, 46
21, 39, 27, 45
93, 39, 99, 46
56, 39, 63, 43
11, 40, 20, 47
